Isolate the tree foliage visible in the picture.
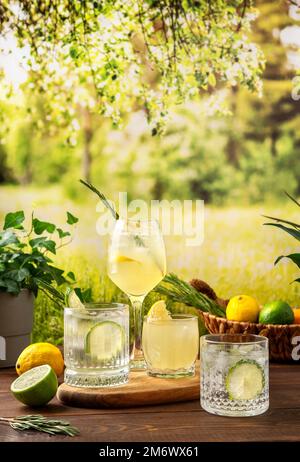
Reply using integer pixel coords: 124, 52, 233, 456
0, 0, 264, 135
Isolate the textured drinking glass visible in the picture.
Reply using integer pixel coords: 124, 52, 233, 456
108, 219, 166, 370
200, 334, 269, 417
142, 314, 199, 378
64, 303, 129, 387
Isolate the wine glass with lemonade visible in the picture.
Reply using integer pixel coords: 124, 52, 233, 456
108, 218, 166, 369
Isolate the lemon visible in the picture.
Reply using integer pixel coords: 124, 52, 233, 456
11, 365, 58, 407
148, 300, 171, 320
16, 342, 64, 377
226, 295, 260, 323
114, 255, 139, 264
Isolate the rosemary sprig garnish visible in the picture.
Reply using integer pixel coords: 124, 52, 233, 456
80, 179, 119, 220
156, 273, 226, 317
80, 179, 145, 247
0, 415, 79, 436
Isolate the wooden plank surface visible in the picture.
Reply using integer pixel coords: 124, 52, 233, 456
0, 364, 300, 442
57, 367, 199, 408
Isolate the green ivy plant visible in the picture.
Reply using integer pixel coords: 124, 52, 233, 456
264, 192, 300, 284
0, 209, 81, 304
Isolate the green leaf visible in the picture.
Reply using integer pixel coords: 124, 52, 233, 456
263, 215, 300, 229
29, 237, 56, 254
0, 230, 19, 247
275, 253, 300, 269
0, 278, 20, 294
285, 191, 300, 207
32, 218, 56, 235
74, 287, 92, 303
44, 265, 66, 285
4, 211, 25, 230
66, 212, 78, 225
264, 223, 300, 242
67, 271, 76, 281
57, 228, 71, 238
5, 268, 30, 282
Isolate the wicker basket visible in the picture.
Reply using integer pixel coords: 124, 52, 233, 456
201, 311, 300, 362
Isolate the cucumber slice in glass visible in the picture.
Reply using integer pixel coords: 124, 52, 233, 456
85, 321, 125, 361
226, 360, 264, 400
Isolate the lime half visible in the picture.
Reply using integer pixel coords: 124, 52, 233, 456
65, 289, 85, 309
85, 321, 125, 360
226, 360, 264, 401
11, 365, 58, 406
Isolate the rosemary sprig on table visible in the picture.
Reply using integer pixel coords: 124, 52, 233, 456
0, 415, 79, 436
156, 273, 226, 317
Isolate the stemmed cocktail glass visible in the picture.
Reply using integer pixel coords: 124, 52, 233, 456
108, 218, 166, 370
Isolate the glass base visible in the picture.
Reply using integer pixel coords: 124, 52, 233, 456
64, 367, 129, 388
130, 358, 147, 370
201, 400, 269, 417
147, 365, 195, 379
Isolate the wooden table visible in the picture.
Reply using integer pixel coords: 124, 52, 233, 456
0, 364, 300, 442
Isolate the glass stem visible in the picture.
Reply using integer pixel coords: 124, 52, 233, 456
129, 295, 145, 367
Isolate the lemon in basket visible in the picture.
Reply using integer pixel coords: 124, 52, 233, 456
226, 295, 260, 323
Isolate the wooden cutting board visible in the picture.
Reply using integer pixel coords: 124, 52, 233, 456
57, 363, 200, 409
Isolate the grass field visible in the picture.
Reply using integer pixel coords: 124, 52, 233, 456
1, 185, 299, 344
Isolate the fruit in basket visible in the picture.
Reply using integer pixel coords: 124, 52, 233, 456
293, 308, 300, 324
259, 300, 294, 325
226, 295, 260, 322
16, 342, 64, 377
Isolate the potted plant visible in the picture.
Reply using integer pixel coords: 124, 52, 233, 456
0, 209, 78, 367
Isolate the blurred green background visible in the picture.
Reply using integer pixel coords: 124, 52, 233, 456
0, 0, 300, 343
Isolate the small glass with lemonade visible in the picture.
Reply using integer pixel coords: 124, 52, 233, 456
142, 302, 199, 378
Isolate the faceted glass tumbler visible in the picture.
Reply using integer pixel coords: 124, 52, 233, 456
64, 303, 129, 387
200, 334, 269, 417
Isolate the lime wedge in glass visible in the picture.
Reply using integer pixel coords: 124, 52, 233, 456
84, 321, 125, 361
11, 365, 58, 406
65, 288, 85, 309
226, 360, 264, 400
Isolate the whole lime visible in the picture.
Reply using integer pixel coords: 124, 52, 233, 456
11, 364, 58, 407
259, 300, 294, 325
